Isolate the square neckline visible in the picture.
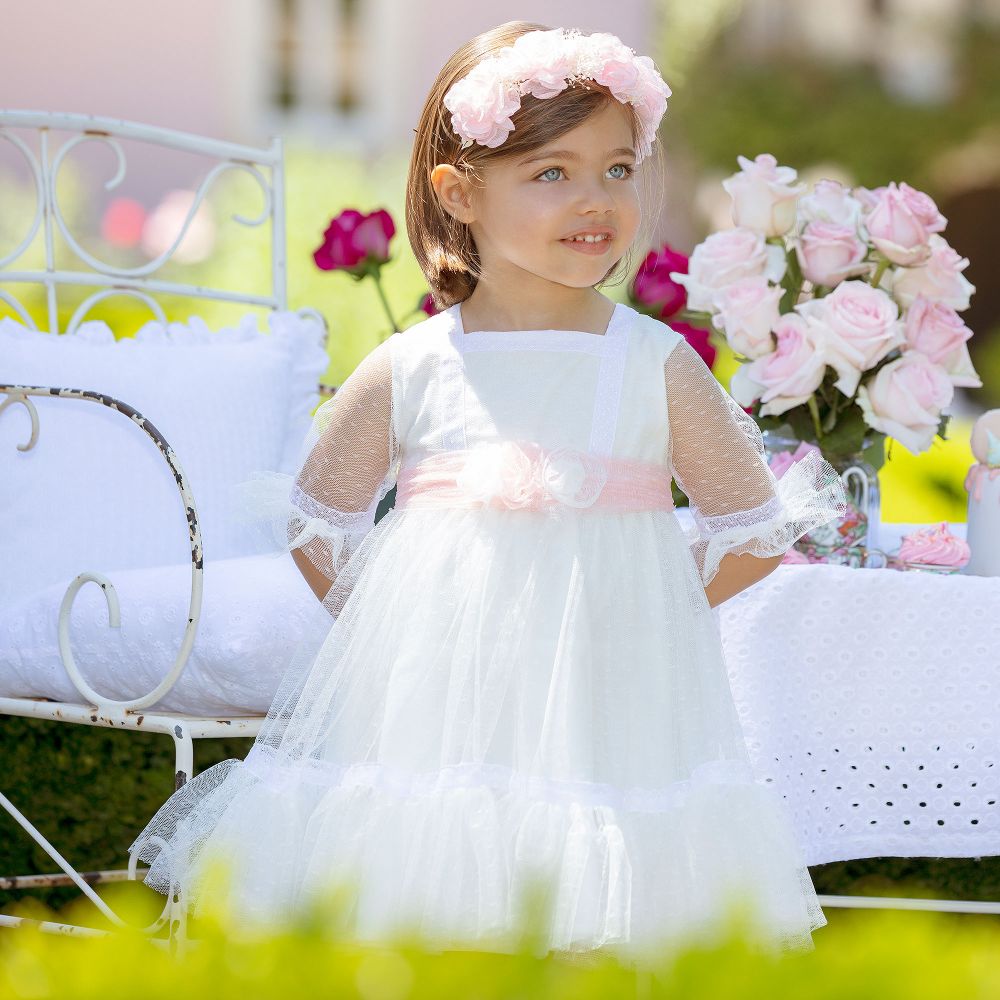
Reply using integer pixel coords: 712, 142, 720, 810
449, 301, 627, 340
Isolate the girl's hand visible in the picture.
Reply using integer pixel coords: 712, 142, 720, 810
704, 551, 785, 608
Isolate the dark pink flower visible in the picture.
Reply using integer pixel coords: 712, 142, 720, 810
631, 245, 689, 318
419, 292, 439, 317
313, 208, 395, 275
672, 321, 717, 370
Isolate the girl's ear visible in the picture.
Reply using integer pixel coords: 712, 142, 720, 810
430, 164, 476, 225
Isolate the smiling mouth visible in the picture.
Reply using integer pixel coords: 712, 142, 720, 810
560, 232, 614, 254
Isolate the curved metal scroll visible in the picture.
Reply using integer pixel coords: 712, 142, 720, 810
0, 110, 287, 334
0, 383, 203, 713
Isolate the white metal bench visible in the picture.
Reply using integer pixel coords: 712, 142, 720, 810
0, 110, 328, 947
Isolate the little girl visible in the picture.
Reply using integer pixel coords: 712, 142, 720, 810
129, 21, 847, 967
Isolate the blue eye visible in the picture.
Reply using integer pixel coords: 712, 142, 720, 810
534, 163, 634, 182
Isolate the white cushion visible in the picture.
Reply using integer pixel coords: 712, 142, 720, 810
0, 311, 328, 610
0, 552, 314, 716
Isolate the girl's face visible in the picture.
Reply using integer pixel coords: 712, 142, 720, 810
443, 101, 642, 292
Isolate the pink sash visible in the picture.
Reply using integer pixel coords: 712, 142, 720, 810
395, 441, 674, 513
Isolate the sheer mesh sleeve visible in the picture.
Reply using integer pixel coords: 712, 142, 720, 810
238, 336, 400, 605
664, 337, 848, 588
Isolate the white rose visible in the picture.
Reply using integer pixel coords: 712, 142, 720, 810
721, 153, 807, 237
797, 178, 866, 233
670, 227, 786, 314
711, 276, 782, 359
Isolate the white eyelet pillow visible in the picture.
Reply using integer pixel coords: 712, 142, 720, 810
0, 310, 328, 609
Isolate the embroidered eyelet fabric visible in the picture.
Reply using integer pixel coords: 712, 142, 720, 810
715, 558, 1000, 865
128, 302, 846, 966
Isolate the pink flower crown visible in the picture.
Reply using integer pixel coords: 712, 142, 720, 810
442, 28, 671, 163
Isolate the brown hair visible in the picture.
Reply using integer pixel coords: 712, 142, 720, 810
405, 21, 664, 309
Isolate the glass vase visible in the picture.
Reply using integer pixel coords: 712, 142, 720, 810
762, 429, 883, 565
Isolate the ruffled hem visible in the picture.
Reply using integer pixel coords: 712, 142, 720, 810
128, 748, 826, 964
685, 451, 849, 586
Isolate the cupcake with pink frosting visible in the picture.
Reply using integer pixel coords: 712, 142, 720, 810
897, 521, 971, 572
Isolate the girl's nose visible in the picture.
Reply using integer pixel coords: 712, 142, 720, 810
574, 178, 616, 215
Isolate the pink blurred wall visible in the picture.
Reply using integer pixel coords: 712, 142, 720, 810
0, 0, 242, 137
0, 0, 654, 149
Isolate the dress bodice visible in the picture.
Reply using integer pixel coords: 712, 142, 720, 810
390, 301, 681, 469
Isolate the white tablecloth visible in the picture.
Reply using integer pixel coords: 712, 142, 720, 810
682, 515, 1000, 866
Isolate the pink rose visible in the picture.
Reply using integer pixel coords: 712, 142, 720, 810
797, 179, 865, 231
632, 245, 688, 318
588, 32, 643, 97
419, 292, 439, 317
729, 313, 826, 416
796, 221, 869, 286
856, 352, 954, 454
443, 60, 522, 147
508, 30, 575, 99
669, 228, 786, 313
892, 234, 976, 312
313, 208, 395, 274
768, 440, 822, 480
865, 181, 947, 266
711, 275, 781, 359
721, 153, 806, 237
904, 296, 981, 388
595, 57, 641, 97
796, 280, 904, 396
853, 185, 889, 214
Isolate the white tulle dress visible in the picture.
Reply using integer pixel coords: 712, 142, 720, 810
128, 300, 847, 966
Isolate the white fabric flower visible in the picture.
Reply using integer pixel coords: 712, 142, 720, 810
454, 443, 606, 510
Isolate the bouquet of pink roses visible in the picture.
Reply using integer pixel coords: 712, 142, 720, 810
669, 153, 981, 468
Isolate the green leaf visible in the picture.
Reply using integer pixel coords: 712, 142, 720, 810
780, 405, 818, 443
937, 412, 952, 441
819, 405, 870, 459
778, 245, 803, 314
862, 432, 887, 471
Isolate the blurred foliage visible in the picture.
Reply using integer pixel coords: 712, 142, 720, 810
664, 16, 1000, 192
2, 868, 1000, 999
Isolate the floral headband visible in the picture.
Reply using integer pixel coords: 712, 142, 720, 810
442, 28, 671, 163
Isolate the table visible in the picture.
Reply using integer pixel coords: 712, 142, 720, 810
676, 514, 1000, 867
